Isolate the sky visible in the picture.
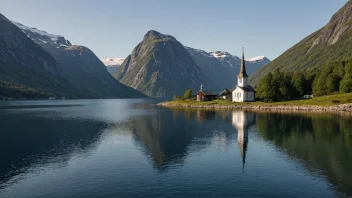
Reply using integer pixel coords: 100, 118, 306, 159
0, 0, 348, 60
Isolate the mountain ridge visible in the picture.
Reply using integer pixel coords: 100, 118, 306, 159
186, 46, 270, 89
114, 30, 217, 98
0, 13, 85, 98
5, 18, 144, 98
249, 1, 352, 86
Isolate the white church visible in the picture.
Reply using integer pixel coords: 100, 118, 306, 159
232, 48, 256, 102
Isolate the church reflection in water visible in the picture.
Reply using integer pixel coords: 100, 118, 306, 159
232, 111, 256, 168
128, 108, 256, 171
130, 108, 352, 196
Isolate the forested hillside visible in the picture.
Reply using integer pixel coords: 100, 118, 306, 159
250, 1, 352, 86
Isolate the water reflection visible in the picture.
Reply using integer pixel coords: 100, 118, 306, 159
232, 111, 256, 168
129, 109, 352, 196
1, 100, 352, 197
0, 112, 107, 186
255, 112, 352, 196
129, 109, 256, 171
0, 99, 149, 188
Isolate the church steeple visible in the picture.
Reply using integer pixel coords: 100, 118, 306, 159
237, 47, 249, 78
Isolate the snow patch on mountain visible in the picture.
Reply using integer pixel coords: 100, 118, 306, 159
245, 56, 266, 62
13, 22, 61, 41
100, 58, 125, 75
210, 51, 230, 58
12, 21, 71, 46
100, 58, 125, 67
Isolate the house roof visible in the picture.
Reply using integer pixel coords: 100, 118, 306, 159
197, 90, 217, 96
219, 91, 232, 96
231, 85, 256, 93
237, 48, 249, 78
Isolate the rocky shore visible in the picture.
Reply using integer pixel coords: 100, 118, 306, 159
157, 102, 352, 113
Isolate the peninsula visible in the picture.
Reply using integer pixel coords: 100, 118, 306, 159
158, 93, 352, 113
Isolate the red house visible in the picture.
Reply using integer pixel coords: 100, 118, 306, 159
196, 84, 217, 101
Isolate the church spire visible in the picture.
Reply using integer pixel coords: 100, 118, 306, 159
237, 47, 249, 78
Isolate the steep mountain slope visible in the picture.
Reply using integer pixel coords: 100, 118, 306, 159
186, 47, 270, 89
13, 21, 144, 98
100, 58, 124, 75
114, 30, 217, 98
250, 1, 352, 86
0, 13, 86, 98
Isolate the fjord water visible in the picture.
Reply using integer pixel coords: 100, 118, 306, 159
0, 100, 351, 198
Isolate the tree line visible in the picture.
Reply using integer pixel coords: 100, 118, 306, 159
256, 60, 352, 102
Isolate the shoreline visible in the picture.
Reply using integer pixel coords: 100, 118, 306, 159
157, 102, 352, 113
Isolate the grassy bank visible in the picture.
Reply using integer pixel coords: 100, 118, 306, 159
164, 93, 352, 107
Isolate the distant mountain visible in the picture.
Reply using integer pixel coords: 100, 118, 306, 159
0, 13, 88, 99
12, 21, 144, 98
114, 30, 217, 98
249, 1, 352, 86
186, 47, 270, 89
100, 58, 124, 75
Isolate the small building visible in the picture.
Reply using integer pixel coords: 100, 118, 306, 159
303, 94, 313, 99
232, 48, 256, 102
197, 84, 217, 101
219, 89, 232, 100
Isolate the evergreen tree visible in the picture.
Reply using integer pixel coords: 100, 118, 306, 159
340, 62, 352, 93
256, 72, 276, 102
293, 73, 305, 96
326, 74, 341, 94
183, 89, 193, 99
313, 64, 331, 96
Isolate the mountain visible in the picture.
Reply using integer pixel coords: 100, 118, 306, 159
100, 58, 124, 75
0, 13, 89, 99
114, 30, 217, 98
186, 47, 270, 89
12, 21, 144, 98
249, 1, 352, 86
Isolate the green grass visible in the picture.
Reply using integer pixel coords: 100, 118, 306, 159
165, 93, 352, 107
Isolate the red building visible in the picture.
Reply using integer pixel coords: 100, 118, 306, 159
196, 84, 217, 101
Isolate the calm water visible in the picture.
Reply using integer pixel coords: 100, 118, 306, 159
0, 99, 351, 198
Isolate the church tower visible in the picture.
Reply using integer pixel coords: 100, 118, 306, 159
237, 48, 249, 87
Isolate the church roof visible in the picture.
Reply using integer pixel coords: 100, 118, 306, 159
237, 48, 249, 78
231, 85, 256, 93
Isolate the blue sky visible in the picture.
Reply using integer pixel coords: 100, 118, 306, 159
0, 0, 348, 60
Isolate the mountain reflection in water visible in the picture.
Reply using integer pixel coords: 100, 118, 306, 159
0, 100, 351, 198
129, 109, 255, 171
